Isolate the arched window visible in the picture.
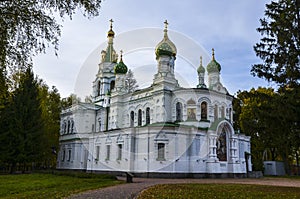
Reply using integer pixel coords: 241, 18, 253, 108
110, 80, 115, 90
130, 111, 134, 127
176, 102, 183, 122
70, 120, 74, 133
214, 104, 218, 121
221, 106, 225, 118
67, 120, 71, 134
201, 101, 207, 120
217, 130, 227, 161
146, 107, 150, 125
229, 108, 232, 122
62, 122, 66, 134
97, 81, 101, 96
138, 109, 142, 126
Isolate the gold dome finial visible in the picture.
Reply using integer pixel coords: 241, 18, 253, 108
107, 19, 115, 38
200, 56, 203, 65
212, 48, 215, 60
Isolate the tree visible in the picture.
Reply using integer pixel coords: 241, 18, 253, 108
251, 0, 300, 174
38, 81, 61, 168
0, 67, 44, 173
61, 93, 81, 109
237, 88, 281, 170
125, 69, 139, 93
0, 0, 102, 70
252, 0, 300, 88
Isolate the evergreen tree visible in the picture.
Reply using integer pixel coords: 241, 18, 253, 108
0, 68, 44, 172
252, 0, 300, 88
125, 69, 139, 93
0, 68, 10, 169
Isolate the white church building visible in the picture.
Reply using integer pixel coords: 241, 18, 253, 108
57, 20, 252, 178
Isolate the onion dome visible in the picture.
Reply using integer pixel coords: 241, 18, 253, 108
114, 50, 128, 74
197, 56, 205, 74
155, 20, 177, 58
207, 48, 221, 73
107, 19, 115, 38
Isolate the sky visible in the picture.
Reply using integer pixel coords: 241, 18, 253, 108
33, 0, 274, 98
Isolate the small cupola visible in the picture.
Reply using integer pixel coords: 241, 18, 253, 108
207, 48, 221, 74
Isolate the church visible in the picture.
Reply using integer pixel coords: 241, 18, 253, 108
57, 20, 252, 178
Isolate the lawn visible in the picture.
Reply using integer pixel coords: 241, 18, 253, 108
137, 183, 300, 199
0, 172, 122, 199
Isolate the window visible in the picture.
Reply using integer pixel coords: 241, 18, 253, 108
96, 146, 100, 161
62, 150, 65, 161
214, 104, 218, 120
201, 101, 207, 120
110, 80, 115, 90
117, 144, 122, 160
130, 111, 134, 127
138, 109, 142, 126
229, 108, 232, 122
217, 130, 227, 161
67, 120, 71, 133
176, 102, 183, 121
157, 143, 165, 161
62, 122, 66, 134
97, 81, 101, 96
221, 106, 225, 118
146, 107, 150, 125
106, 145, 110, 160
71, 120, 74, 133
67, 149, 71, 161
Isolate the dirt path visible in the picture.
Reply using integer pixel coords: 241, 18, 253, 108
66, 177, 300, 199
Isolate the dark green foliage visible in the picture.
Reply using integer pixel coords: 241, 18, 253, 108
0, 0, 102, 70
0, 68, 61, 172
252, 0, 300, 88
0, 68, 44, 172
249, 0, 300, 173
38, 81, 61, 168
236, 87, 300, 172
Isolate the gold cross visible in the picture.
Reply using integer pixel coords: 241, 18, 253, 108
164, 20, 168, 30
109, 19, 114, 29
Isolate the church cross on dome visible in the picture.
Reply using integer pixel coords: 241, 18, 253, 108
120, 50, 123, 61
109, 19, 114, 30
164, 20, 168, 30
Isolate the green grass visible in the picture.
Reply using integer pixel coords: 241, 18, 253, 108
137, 184, 300, 199
0, 172, 122, 199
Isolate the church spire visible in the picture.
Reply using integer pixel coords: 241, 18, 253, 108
104, 19, 117, 63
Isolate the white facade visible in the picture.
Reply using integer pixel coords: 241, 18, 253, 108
57, 21, 252, 177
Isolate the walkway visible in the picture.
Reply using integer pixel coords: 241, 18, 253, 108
67, 176, 300, 199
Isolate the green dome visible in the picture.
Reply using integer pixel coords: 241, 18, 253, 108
155, 42, 175, 57
197, 56, 205, 74
114, 59, 128, 74
155, 20, 177, 58
207, 49, 221, 73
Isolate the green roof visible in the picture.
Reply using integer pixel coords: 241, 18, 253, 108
114, 60, 128, 74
